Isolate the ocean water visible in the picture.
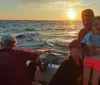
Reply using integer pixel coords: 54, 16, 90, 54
0, 20, 83, 64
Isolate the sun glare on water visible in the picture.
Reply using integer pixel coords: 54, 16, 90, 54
66, 8, 76, 20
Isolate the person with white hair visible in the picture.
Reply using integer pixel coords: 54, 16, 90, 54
0, 35, 48, 85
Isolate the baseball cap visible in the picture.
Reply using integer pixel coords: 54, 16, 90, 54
0, 35, 17, 45
69, 39, 82, 49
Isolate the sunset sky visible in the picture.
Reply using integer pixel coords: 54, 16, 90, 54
0, 0, 100, 20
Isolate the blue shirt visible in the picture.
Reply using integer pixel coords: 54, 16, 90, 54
82, 31, 100, 59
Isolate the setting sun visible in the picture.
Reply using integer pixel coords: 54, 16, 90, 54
67, 8, 76, 20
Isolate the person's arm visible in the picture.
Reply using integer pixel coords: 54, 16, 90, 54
78, 28, 86, 41
21, 49, 49, 61
35, 50, 49, 71
35, 56, 43, 71
37, 49, 49, 55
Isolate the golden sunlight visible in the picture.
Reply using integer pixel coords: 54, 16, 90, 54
66, 8, 76, 20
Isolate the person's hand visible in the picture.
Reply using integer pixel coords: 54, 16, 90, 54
39, 49, 50, 54
43, 49, 50, 53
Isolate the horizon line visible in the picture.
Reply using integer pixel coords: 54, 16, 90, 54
0, 19, 81, 21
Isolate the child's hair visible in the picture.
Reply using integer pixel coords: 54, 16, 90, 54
93, 16, 100, 21
92, 16, 100, 28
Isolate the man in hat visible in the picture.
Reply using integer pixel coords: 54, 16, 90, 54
0, 35, 48, 85
48, 39, 84, 85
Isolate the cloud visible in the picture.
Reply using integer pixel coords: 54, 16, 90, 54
19, 0, 83, 10
78, 0, 100, 9
18, 0, 100, 10
19, 0, 100, 14
19, 0, 80, 4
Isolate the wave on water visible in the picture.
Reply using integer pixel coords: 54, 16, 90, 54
25, 28, 36, 31
16, 33, 37, 41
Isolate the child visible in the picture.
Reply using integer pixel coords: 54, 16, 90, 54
83, 16, 100, 85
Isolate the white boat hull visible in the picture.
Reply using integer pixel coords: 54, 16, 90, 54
35, 64, 59, 82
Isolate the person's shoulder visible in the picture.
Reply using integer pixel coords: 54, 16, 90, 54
79, 28, 85, 32
59, 56, 73, 70
78, 28, 88, 40
64, 56, 70, 61
78, 28, 87, 35
61, 56, 71, 64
